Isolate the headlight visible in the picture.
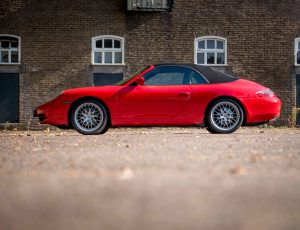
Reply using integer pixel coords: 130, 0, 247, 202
256, 89, 275, 98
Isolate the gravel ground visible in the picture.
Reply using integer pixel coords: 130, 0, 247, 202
0, 127, 300, 230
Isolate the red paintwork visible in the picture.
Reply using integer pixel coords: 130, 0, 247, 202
34, 64, 282, 127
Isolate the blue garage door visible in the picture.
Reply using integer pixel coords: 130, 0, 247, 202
93, 73, 123, 86
297, 75, 300, 125
0, 73, 19, 123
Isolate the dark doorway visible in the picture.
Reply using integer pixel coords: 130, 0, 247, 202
93, 73, 123, 86
0, 73, 19, 123
297, 75, 300, 125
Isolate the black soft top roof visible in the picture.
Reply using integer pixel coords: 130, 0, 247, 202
154, 64, 239, 84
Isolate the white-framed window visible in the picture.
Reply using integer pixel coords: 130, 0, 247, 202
295, 38, 300, 66
92, 35, 124, 65
194, 36, 227, 66
0, 35, 21, 64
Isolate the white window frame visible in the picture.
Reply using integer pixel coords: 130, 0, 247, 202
92, 35, 124, 65
295, 38, 300, 66
194, 36, 227, 66
0, 34, 21, 65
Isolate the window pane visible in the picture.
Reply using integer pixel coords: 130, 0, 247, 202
96, 40, 102, 48
104, 52, 113, 63
1, 51, 9, 62
11, 51, 19, 63
198, 40, 205, 49
197, 52, 204, 64
217, 40, 224, 49
114, 40, 121, 48
94, 52, 102, 63
115, 52, 122, 64
144, 67, 189, 85
298, 41, 300, 50
11, 41, 18, 48
1, 41, 10, 48
207, 40, 215, 49
297, 51, 300, 65
207, 53, 215, 64
217, 53, 225, 64
190, 71, 207, 84
145, 72, 185, 85
104, 39, 113, 48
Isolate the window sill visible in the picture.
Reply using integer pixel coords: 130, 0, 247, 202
91, 63, 125, 66
0, 63, 21, 65
195, 64, 228, 67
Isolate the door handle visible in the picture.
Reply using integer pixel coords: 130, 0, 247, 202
178, 92, 191, 96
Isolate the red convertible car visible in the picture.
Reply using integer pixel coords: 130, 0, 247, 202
34, 64, 282, 135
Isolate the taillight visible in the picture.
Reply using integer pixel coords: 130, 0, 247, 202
256, 89, 275, 98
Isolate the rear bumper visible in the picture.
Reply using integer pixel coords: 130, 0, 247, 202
269, 115, 280, 122
240, 97, 282, 124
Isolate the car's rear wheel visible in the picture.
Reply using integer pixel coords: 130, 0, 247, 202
206, 99, 243, 134
71, 100, 109, 135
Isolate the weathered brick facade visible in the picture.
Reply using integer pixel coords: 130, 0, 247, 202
0, 0, 300, 128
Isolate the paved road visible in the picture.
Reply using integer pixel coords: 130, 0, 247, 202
0, 127, 300, 230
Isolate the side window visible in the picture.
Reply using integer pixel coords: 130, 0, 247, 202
144, 66, 191, 86
190, 70, 207, 84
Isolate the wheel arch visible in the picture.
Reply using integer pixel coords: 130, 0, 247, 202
67, 96, 111, 128
204, 96, 248, 127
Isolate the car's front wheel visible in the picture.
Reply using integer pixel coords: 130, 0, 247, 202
71, 100, 109, 135
206, 99, 243, 134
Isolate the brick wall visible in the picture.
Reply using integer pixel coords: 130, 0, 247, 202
0, 0, 300, 127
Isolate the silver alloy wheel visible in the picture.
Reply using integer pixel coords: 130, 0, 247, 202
210, 101, 240, 131
74, 102, 104, 132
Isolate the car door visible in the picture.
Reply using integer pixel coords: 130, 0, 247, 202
117, 66, 193, 119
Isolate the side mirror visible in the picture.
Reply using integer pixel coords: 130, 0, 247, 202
134, 78, 145, 86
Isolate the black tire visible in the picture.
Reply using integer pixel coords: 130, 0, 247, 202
206, 127, 219, 134
206, 99, 243, 134
71, 100, 109, 135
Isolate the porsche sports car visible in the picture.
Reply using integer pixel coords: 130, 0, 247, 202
34, 64, 282, 135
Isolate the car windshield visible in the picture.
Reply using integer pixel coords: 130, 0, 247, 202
115, 65, 151, 86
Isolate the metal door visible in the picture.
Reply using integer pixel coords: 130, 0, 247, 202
93, 73, 123, 86
0, 73, 19, 123
118, 85, 192, 119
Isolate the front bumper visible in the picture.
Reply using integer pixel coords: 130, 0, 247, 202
34, 109, 46, 122
34, 102, 71, 126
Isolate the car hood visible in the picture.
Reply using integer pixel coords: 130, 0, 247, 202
62, 85, 122, 95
